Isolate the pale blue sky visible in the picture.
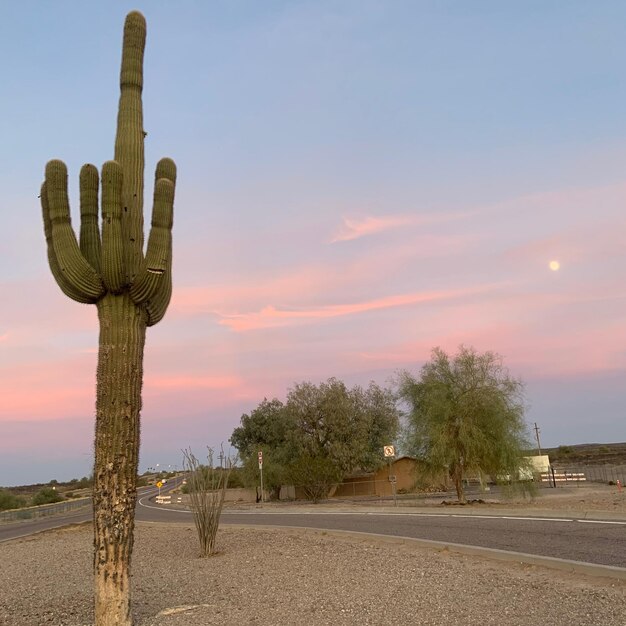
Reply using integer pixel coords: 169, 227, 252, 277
1, 1, 625, 485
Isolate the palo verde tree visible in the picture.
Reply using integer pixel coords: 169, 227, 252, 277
398, 346, 529, 503
40, 12, 175, 625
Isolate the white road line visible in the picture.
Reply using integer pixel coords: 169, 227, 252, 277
501, 516, 574, 522
143, 503, 624, 527
449, 514, 511, 520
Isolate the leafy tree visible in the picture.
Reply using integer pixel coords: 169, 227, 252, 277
285, 379, 399, 476
230, 378, 400, 501
231, 398, 292, 499
398, 346, 529, 503
230, 398, 292, 459
287, 455, 342, 503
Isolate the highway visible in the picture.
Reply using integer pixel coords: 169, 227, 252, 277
3, 483, 625, 570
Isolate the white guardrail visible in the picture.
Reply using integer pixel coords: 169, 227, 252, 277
0, 497, 91, 524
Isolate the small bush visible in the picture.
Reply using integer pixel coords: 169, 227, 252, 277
0, 489, 25, 511
75, 476, 93, 489
32, 488, 63, 506
226, 469, 245, 489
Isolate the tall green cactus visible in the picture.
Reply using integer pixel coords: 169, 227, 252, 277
40, 12, 175, 625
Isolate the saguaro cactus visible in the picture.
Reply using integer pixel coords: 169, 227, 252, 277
40, 12, 175, 626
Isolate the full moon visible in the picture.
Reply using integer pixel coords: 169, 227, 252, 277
549, 260, 560, 271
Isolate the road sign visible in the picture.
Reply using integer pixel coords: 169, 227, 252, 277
258, 450, 263, 469
383, 445, 395, 458
156, 481, 163, 488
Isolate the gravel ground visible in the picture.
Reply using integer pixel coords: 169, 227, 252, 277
1, 521, 624, 626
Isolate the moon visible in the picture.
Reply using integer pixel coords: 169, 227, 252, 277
549, 260, 560, 271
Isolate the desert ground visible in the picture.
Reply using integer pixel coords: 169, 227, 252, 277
0, 485, 624, 626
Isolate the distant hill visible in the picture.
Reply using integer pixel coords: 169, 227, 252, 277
542, 442, 626, 466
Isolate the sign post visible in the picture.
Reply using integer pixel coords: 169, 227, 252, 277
383, 445, 397, 507
156, 480, 163, 497
258, 450, 264, 503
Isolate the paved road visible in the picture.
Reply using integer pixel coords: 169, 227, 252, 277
2, 487, 625, 569
135, 498, 626, 568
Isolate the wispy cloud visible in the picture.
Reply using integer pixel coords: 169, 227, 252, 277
330, 211, 475, 243
330, 215, 416, 243
216, 284, 504, 332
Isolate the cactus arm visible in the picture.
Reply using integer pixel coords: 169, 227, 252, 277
100, 161, 126, 292
79, 164, 102, 274
143, 158, 176, 326
114, 10, 146, 284
154, 157, 177, 186
145, 255, 172, 326
41, 181, 98, 304
130, 158, 176, 306
45, 160, 104, 301
129, 178, 173, 304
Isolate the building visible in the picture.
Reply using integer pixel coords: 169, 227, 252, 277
333, 456, 419, 498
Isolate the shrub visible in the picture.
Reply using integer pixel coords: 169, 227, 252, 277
0, 489, 25, 511
32, 488, 63, 506
226, 468, 245, 489
183, 447, 232, 557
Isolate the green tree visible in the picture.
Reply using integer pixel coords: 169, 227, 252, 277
398, 346, 529, 503
39, 13, 175, 625
230, 379, 400, 501
230, 398, 292, 499
285, 379, 399, 476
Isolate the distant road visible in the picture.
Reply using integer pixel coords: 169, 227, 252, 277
2, 486, 625, 569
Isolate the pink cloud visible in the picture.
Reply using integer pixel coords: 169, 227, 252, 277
330, 210, 475, 243
330, 215, 417, 243
215, 284, 505, 332
171, 231, 479, 321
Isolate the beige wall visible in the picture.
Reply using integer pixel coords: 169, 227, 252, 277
333, 457, 419, 498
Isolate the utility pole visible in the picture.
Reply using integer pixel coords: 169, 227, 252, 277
533, 422, 542, 456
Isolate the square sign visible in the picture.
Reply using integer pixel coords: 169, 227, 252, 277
383, 445, 395, 458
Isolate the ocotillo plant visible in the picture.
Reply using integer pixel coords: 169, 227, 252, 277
40, 12, 175, 626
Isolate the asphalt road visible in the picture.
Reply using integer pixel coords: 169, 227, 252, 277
2, 486, 625, 569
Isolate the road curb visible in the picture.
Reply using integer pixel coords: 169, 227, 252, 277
225, 523, 626, 581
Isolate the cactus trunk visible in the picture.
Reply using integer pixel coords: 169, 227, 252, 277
41, 12, 176, 625
93, 293, 146, 625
